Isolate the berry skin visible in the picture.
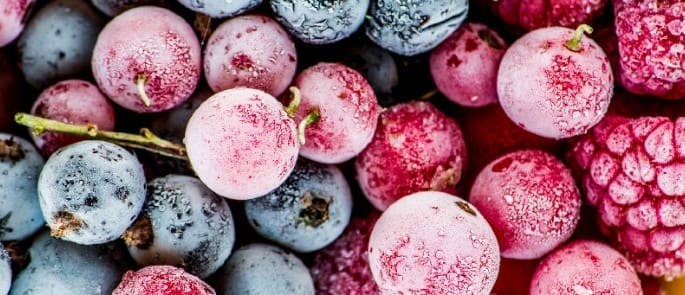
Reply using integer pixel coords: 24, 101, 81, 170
245, 160, 353, 253
90, 0, 162, 16
310, 213, 380, 295
497, 26, 614, 139
336, 43, 399, 99
204, 15, 297, 97
365, 0, 469, 56
38, 140, 146, 245
568, 115, 685, 278
92, 6, 201, 113
368, 191, 500, 294
215, 243, 315, 295
123, 175, 235, 279
10, 232, 123, 294
270, 0, 369, 44
177, 0, 262, 18
613, 0, 685, 99
486, 0, 608, 31
0, 134, 45, 242
0, 244, 9, 295
530, 240, 642, 295
17, 0, 105, 88
113, 265, 215, 295
355, 101, 466, 211
0, 52, 21, 132
30, 80, 116, 156
290, 62, 381, 164
430, 22, 506, 108
184, 88, 299, 200
0, 0, 34, 47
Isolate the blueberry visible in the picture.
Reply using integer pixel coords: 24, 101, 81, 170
215, 243, 315, 295
176, 0, 263, 18
0, 243, 10, 295
9, 232, 122, 295
0, 134, 45, 242
338, 43, 398, 98
365, 0, 469, 56
90, 0, 164, 17
38, 140, 146, 245
270, 0, 369, 44
123, 175, 235, 279
245, 160, 352, 252
17, 0, 105, 88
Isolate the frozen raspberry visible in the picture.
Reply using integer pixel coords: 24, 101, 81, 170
613, 0, 685, 99
470, 150, 581, 259
569, 115, 685, 278
486, 0, 608, 31
113, 265, 215, 295
310, 213, 380, 295
530, 240, 642, 295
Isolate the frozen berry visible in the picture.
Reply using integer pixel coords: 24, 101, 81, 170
204, 15, 297, 97
90, 0, 162, 16
123, 175, 235, 279
487, 0, 608, 31
368, 191, 500, 294
365, 0, 469, 56
569, 115, 685, 278
491, 258, 539, 295
0, 52, 21, 132
215, 243, 315, 295
498, 25, 614, 139
0, 134, 45, 242
355, 101, 466, 211
0, 0, 34, 47
470, 150, 581, 259
17, 0, 105, 88
245, 160, 353, 252
310, 213, 380, 295
613, 0, 685, 99
113, 265, 215, 295
270, 0, 369, 44
289, 62, 380, 164
184, 88, 299, 200
430, 22, 506, 107
38, 140, 146, 245
30, 80, 116, 156
177, 0, 262, 18
336, 43, 398, 98
530, 240, 641, 295
92, 6, 201, 113
0, 244, 9, 295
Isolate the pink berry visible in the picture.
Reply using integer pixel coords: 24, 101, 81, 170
497, 25, 614, 139
310, 213, 380, 295
530, 240, 642, 295
568, 115, 685, 278
290, 62, 380, 164
470, 150, 581, 259
184, 87, 298, 200
486, 0, 608, 31
30, 80, 115, 156
204, 15, 297, 97
0, 0, 34, 47
355, 101, 466, 211
613, 0, 685, 99
92, 6, 201, 113
430, 23, 506, 108
113, 265, 215, 295
368, 191, 500, 294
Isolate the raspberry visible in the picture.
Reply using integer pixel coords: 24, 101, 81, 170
613, 0, 685, 99
569, 115, 685, 278
113, 265, 215, 295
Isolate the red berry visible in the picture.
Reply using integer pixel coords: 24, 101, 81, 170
487, 0, 608, 31
113, 265, 215, 295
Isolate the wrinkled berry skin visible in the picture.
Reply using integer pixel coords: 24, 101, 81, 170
0, 244, 9, 295
177, 0, 262, 18
126, 175, 235, 279
613, 0, 685, 99
485, 0, 608, 32
0, 0, 35, 47
365, 0, 469, 56
90, 0, 162, 16
38, 140, 146, 245
17, 0, 105, 88
0, 134, 45, 242
10, 232, 123, 295
245, 160, 353, 253
270, 0, 369, 44
113, 265, 215, 295
215, 243, 315, 295
569, 115, 685, 278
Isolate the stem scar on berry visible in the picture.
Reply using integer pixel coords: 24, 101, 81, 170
565, 24, 593, 52
136, 74, 152, 107
298, 191, 330, 228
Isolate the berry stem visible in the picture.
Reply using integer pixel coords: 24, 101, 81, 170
298, 108, 320, 145
565, 24, 593, 52
284, 86, 301, 118
136, 74, 152, 107
419, 89, 438, 100
14, 113, 187, 160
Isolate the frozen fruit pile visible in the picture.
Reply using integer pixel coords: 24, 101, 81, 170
0, 0, 684, 294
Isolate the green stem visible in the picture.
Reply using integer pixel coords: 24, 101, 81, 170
298, 108, 320, 145
14, 113, 187, 160
565, 24, 593, 52
419, 89, 438, 101
136, 74, 152, 107
284, 86, 301, 118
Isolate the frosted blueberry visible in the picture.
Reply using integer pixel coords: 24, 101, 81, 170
176, 0, 263, 18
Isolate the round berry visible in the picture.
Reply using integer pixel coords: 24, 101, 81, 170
487, 0, 608, 31
0, 0, 34, 47
113, 265, 215, 295
177, 0, 262, 18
